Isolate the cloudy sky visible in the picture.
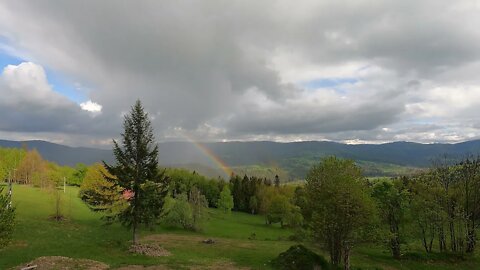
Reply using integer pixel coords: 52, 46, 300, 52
1, 1, 480, 147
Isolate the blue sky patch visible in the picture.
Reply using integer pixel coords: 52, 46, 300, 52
0, 48, 87, 104
301, 78, 358, 89
0, 50, 24, 68
45, 68, 87, 104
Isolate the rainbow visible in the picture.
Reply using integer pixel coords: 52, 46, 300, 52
182, 134, 233, 179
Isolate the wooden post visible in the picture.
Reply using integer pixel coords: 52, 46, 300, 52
8, 171, 12, 208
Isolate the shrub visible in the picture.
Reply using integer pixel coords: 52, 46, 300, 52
271, 244, 330, 270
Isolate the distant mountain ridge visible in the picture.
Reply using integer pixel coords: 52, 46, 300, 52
0, 140, 114, 166
2, 139, 480, 178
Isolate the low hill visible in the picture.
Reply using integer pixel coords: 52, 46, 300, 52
2, 139, 480, 179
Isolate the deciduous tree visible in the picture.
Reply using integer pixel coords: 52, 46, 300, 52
306, 156, 376, 270
218, 185, 234, 214
372, 179, 409, 259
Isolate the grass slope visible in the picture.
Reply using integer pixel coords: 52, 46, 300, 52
0, 185, 479, 269
0, 185, 292, 269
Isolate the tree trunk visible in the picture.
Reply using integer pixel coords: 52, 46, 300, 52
421, 228, 429, 253
343, 245, 351, 270
450, 220, 457, 252
132, 184, 139, 245
466, 227, 476, 253
391, 236, 401, 259
439, 227, 446, 252
428, 236, 434, 253
330, 236, 342, 266
390, 220, 401, 259
132, 222, 137, 245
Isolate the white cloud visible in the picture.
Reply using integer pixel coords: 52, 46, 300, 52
0, 61, 115, 137
1, 62, 64, 104
80, 100, 102, 113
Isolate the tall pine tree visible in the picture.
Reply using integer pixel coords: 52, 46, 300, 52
103, 100, 169, 245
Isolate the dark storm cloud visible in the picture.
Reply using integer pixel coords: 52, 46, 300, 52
0, 1, 479, 145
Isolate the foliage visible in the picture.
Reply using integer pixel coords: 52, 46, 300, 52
15, 149, 44, 185
79, 163, 126, 217
0, 187, 15, 248
162, 194, 194, 230
161, 187, 209, 231
0, 148, 25, 182
230, 174, 280, 213
103, 100, 169, 244
165, 168, 224, 207
405, 156, 480, 254
292, 186, 310, 222
372, 179, 409, 259
249, 195, 258, 214
306, 156, 377, 269
271, 244, 330, 270
189, 187, 209, 230
285, 205, 303, 229
217, 185, 234, 214
69, 163, 88, 186
266, 194, 289, 227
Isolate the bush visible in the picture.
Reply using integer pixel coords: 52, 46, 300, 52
271, 244, 330, 270
0, 187, 15, 248
162, 194, 194, 230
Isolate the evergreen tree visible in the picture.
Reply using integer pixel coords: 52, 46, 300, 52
103, 100, 169, 245
230, 175, 243, 210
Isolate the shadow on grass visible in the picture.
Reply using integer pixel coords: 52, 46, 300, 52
402, 251, 468, 263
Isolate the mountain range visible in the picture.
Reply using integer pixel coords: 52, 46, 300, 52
2, 139, 480, 179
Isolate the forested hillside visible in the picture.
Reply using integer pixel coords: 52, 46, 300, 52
2, 139, 480, 179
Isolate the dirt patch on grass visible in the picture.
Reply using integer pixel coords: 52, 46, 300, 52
143, 234, 255, 249
114, 260, 248, 270
13, 256, 109, 270
140, 234, 253, 270
9, 240, 29, 248
129, 243, 171, 257
13, 254, 247, 270
115, 266, 170, 270
190, 260, 250, 270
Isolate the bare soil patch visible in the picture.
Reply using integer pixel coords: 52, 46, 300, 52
191, 260, 250, 270
143, 234, 255, 249
13, 256, 109, 270
129, 243, 171, 257
115, 266, 170, 270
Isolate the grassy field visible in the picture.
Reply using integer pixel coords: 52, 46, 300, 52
0, 185, 479, 269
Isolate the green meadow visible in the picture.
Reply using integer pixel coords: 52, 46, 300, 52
0, 184, 479, 269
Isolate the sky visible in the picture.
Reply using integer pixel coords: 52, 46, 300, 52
1, 1, 480, 147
